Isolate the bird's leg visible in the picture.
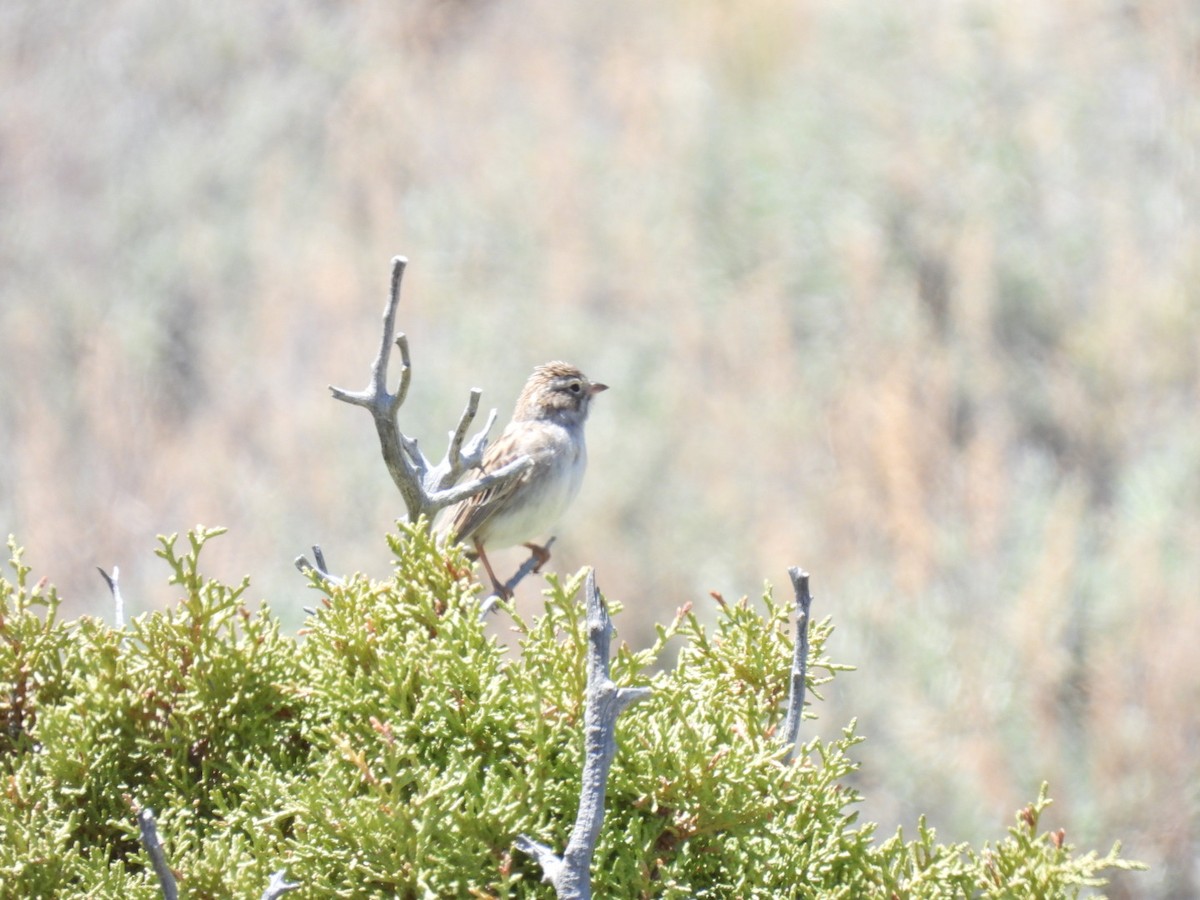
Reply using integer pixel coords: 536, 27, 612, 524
474, 539, 512, 600
522, 541, 553, 573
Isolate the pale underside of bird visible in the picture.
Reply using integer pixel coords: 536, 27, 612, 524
440, 361, 607, 598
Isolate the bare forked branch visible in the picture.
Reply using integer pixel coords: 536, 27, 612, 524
137, 805, 301, 900
425, 389, 500, 494
137, 809, 178, 900
294, 545, 342, 589
516, 570, 651, 898
260, 869, 301, 900
781, 567, 813, 764
97, 565, 125, 628
328, 256, 531, 524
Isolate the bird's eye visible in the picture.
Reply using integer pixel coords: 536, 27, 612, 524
568, 381, 582, 394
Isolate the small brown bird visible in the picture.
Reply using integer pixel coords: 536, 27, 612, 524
441, 361, 607, 597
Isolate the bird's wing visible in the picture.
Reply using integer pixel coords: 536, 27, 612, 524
444, 427, 546, 543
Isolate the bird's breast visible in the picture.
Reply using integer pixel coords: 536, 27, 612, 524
478, 425, 587, 548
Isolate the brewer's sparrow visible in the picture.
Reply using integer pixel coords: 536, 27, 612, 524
442, 361, 607, 597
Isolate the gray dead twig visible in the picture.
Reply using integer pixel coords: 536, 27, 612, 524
328, 256, 532, 525
137, 808, 177, 900
260, 869, 301, 899
780, 567, 813, 765
294, 545, 342, 589
97, 566, 124, 628
516, 570, 651, 898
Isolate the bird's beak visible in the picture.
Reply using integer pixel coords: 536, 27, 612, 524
588, 382, 609, 395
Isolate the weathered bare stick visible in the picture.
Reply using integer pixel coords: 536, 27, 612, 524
294, 545, 342, 588
328, 256, 531, 525
137, 808, 178, 900
97, 565, 124, 628
516, 570, 651, 898
425, 389, 496, 494
426, 454, 534, 513
781, 567, 813, 764
261, 869, 301, 900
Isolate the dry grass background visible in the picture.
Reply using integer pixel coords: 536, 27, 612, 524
2, 1, 1198, 896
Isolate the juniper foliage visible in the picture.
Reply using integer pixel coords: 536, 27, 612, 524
0, 529, 1139, 897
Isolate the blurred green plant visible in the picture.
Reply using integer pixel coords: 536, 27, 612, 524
0, 527, 1141, 896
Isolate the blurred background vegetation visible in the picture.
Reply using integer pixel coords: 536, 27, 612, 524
2, 1, 1196, 896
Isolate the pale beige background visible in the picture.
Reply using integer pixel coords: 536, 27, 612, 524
3, 3, 1198, 896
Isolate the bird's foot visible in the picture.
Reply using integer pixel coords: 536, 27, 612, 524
522, 542, 553, 573
487, 580, 514, 601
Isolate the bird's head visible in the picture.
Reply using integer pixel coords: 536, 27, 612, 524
514, 361, 608, 423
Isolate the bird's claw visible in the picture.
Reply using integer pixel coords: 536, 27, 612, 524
522, 542, 552, 573
487, 582, 514, 602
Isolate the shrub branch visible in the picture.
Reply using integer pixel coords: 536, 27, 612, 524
328, 256, 532, 524
293, 545, 342, 588
260, 869, 301, 899
137, 808, 177, 900
97, 565, 124, 628
516, 570, 651, 898
781, 567, 813, 764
